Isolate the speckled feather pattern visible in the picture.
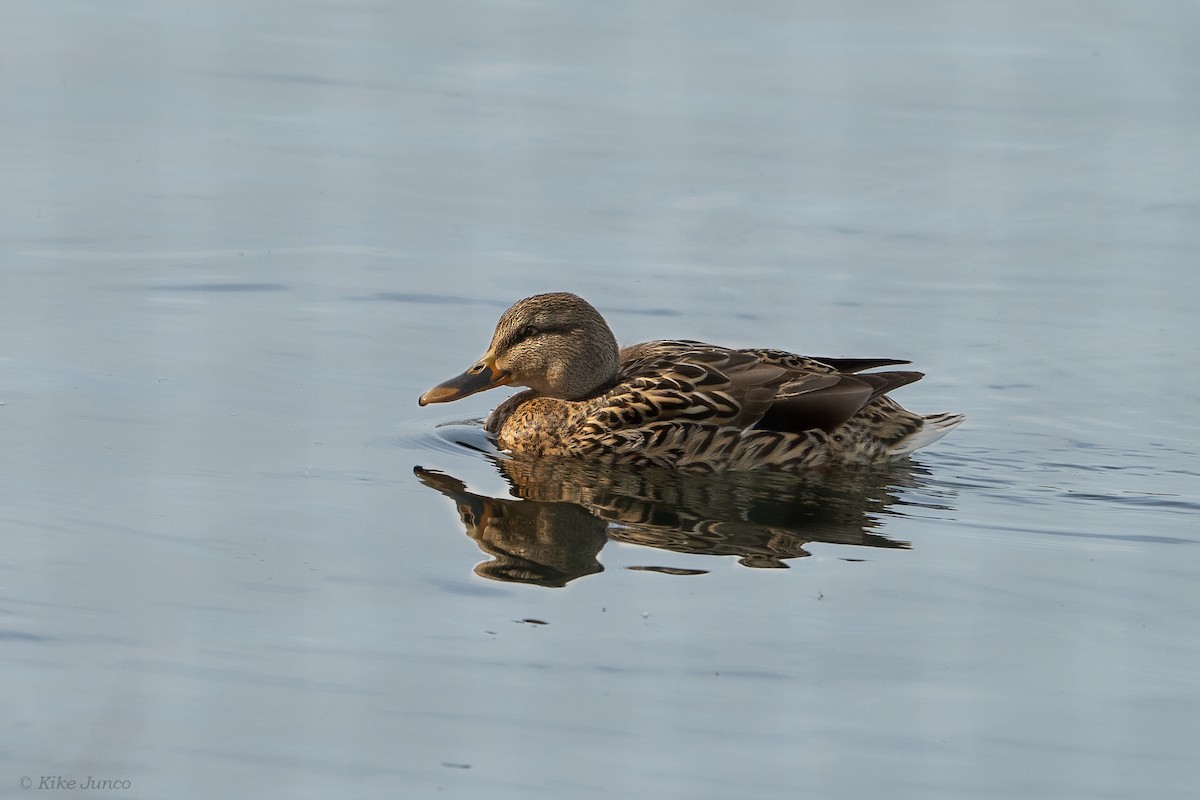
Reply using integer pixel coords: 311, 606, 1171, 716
485, 339, 958, 470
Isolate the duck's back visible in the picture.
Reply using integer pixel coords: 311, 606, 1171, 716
487, 340, 962, 469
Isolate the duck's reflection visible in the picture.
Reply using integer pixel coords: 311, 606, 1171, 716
416, 456, 942, 587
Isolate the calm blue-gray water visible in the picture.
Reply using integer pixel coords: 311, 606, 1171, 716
3, 1, 1199, 798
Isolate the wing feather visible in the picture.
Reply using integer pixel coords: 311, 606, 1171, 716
559, 340, 927, 467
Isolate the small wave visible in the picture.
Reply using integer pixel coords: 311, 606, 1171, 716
1058, 491, 1200, 514
390, 420, 501, 459
955, 519, 1195, 546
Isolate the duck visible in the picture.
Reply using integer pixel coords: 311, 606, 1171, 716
418, 292, 963, 470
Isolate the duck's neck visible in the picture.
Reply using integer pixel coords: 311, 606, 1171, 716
544, 343, 620, 400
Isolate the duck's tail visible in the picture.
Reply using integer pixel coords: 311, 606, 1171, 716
888, 413, 965, 458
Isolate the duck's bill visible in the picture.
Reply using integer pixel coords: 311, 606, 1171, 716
418, 356, 511, 406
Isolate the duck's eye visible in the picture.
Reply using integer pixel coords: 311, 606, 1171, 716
521, 325, 540, 339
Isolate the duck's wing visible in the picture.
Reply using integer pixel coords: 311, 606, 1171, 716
571, 345, 798, 468
611, 342, 924, 434
759, 370, 924, 434
576, 342, 931, 468
722, 346, 919, 434
600, 344, 793, 431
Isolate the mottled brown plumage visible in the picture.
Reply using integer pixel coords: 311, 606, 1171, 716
419, 293, 963, 470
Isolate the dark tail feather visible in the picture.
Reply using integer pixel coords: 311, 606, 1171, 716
812, 357, 912, 373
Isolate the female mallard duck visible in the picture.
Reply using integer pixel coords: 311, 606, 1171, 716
419, 292, 963, 470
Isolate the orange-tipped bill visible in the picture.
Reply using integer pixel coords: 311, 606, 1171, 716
418, 353, 511, 406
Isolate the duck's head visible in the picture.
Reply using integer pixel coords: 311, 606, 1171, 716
418, 292, 621, 406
